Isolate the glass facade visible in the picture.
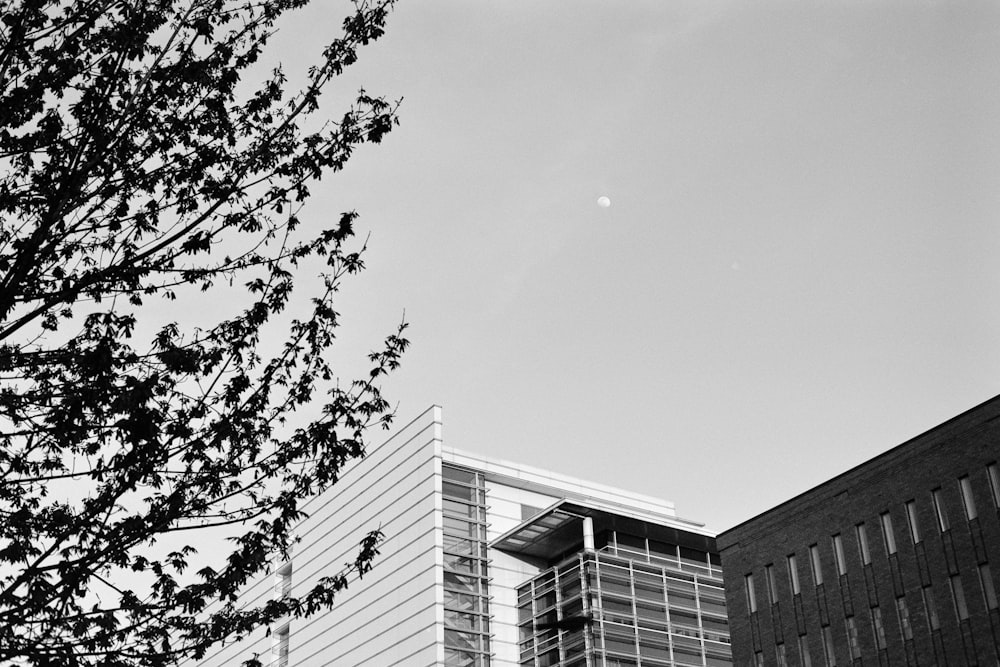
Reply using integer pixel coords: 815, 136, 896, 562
442, 460, 730, 667
516, 531, 731, 667
443, 464, 492, 666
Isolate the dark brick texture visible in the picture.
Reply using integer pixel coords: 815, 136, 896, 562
718, 395, 1000, 666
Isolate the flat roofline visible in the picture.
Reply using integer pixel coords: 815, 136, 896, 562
443, 445, 677, 515
718, 392, 1000, 543
443, 445, 721, 534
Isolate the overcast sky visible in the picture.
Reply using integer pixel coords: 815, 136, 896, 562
257, 0, 1000, 532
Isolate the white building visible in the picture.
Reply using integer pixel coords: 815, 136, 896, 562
193, 406, 732, 666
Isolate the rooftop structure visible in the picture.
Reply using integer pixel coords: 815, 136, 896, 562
192, 406, 733, 666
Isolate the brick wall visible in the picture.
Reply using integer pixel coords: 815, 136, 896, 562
718, 395, 1000, 666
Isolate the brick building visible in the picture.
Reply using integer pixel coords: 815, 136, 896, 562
717, 395, 1000, 666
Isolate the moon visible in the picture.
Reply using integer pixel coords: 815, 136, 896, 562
597, 196, 611, 208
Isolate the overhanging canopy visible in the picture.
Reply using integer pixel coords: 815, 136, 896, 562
490, 499, 715, 562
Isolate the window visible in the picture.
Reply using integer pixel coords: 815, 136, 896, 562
871, 606, 886, 649
821, 625, 835, 667
949, 574, 970, 620
755, 652, 765, 667
798, 634, 813, 667
922, 586, 940, 630
272, 625, 290, 667
442, 464, 489, 666
855, 523, 871, 565
845, 616, 860, 659
746, 573, 757, 613
832, 534, 847, 576
275, 562, 292, 599
904, 500, 920, 543
765, 564, 779, 605
979, 564, 998, 610
442, 465, 477, 484
788, 554, 801, 594
880, 512, 897, 555
958, 476, 978, 520
776, 643, 788, 667
932, 488, 950, 532
896, 597, 913, 640
988, 463, 1000, 508
809, 544, 824, 586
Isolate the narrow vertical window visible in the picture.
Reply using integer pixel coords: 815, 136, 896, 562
442, 463, 490, 665
755, 651, 764, 667
880, 512, 897, 555
949, 574, 970, 620
798, 634, 813, 667
932, 488, 950, 532
275, 562, 293, 599
821, 625, 835, 667
855, 523, 871, 565
958, 476, 978, 520
922, 586, 940, 630
272, 624, 290, 667
988, 463, 1000, 508
788, 554, 801, 594
746, 573, 758, 613
776, 644, 788, 667
871, 606, 886, 649
832, 534, 846, 576
845, 616, 860, 659
979, 564, 998, 610
766, 564, 779, 605
904, 500, 920, 543
896, 597, 913, 640
809, 544, 824, 586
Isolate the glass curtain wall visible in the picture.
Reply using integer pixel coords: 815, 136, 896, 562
442, 464, 492, 666
517, 532, 732, 667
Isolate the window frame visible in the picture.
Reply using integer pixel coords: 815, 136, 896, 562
904, 500, 920, 543
765, 564, 779, 605
932, 488, 950, 532
776, 643, 788, 667
275, 561, 293, 599
855, 523, 871, 565
821, 625, 835, 667
895, 596, 913, 640
832, 534, 847, 576
871, 606, 886, 650
745, 573, 758, 614
798, 634, 813, 667
880, 512, 897, 555
922, 585, 940, 630
979, 563, 998, 610
958, 475, 978, 520
809, 544, 823, 586
949, 574, 970, 621
845, 616, 861, 659
787, 554, 801, 595
272, 624, 290, 667
987, 462, 1000, 508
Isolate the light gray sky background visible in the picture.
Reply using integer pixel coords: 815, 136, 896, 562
261, 0, 999, 532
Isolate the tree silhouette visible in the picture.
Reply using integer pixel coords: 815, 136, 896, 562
0, 1, 406, 664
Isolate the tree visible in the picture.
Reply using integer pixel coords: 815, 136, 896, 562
0, 1, 407, 664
